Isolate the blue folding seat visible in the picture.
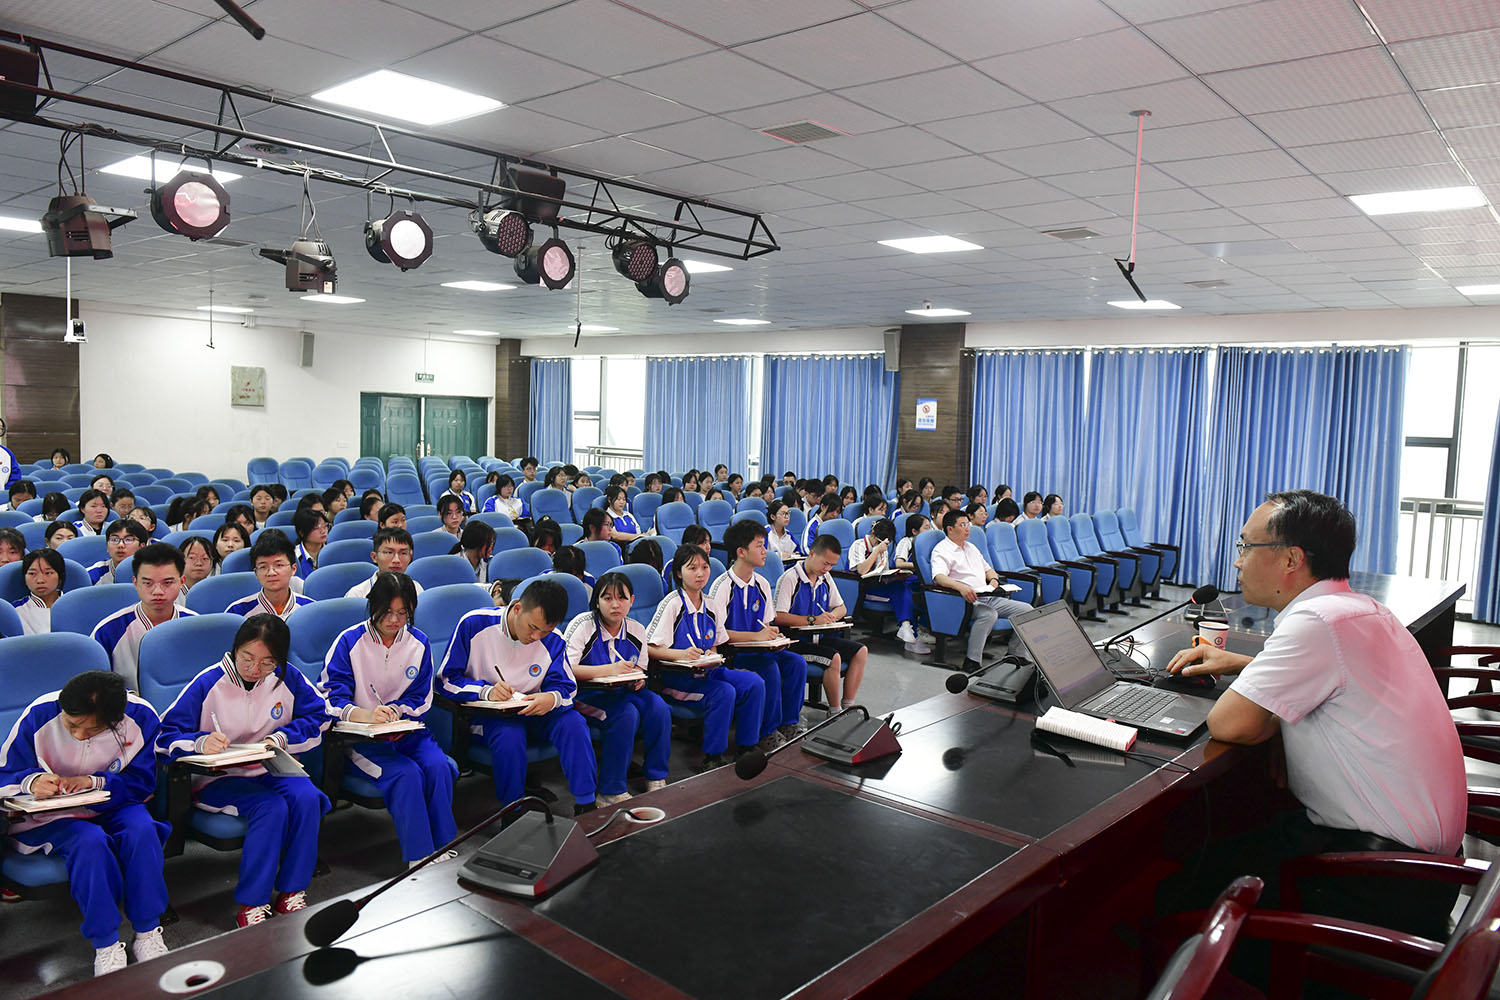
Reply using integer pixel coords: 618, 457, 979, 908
492, 526, 529, 553
287, 597, 367, 681
19, 520, 49, 550
185, 572, 260, 614
786, 507, 807, 546
141, 468, 174, 480
161, 529, 214, 549
616, 564, 664, 627
264, 510, 297, 528
736, 496, 767, 514
1016, 519, 1098, 621
0, 600, 21, 637
629, 535, 676, 567
113, 561, 137, 583
327, 520, 378, 544
1118, 507, 1179, 583
474, 483, 497, 510
331, 507, 364, 526
0, 559, 91, 604
424, 475, 449, 504
852, 516, 879, 540
578, 540, 622, 579
405, 516, 442, 535
190, 512, 226, 532
57, 535, 107, 567
134, 485, 172, 505
1046, 517, 1121, 615
983, 521, 1053, 606
762, 550, 786, 588
62, 473, 96, 488
1095, 511, 1163, 600
408, 554, 480, 590
348, 467, 384, 493
220, 549, 252, 575
16, 498, 43, 516
304, 562, 376, 601
516, 573, 589, 625
516, 481, 545, 507
318, 538, 376, 567
412, 531, 458, 561
1069, 513, 1141, 608
697, 498, 734, 547
682, 492, 703, 513
571, 486, 602, 517
655, 501, 696, 544
731, 509, 768, 528
0, 511, 29, 529
250, 527, 292, 546
529, 488, 572, 525
631, 492, 663, 527
406, 504, 438, 519
115, 463, 146, 474
155, 477, 194, 495
908, 532, 1015, 661
177, 472, 209, 487
471, 512, 512, 532
559, 524, 583, 546
386, 473, 426, 507
488, 548, 553, 583
247, 458, 279, 485
311, 463, 344, 491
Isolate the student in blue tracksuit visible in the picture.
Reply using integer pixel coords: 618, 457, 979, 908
437, 470, 476, 514
564, 571, 671, 806
481, 474, 526, 519
321, 572, 458, 867
801, 493, 842, 554
604, 486, 643, 545
291, 508, 328, 579
707, 520, 807, 748
0, 671, 171, 975
645, 545, 765, 772
439, 578, 597, 813
156, 614, 331, 928
774, 533, 867, 713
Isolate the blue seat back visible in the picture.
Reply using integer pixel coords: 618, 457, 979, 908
617, 564, 664, 626
471, 512, 512, 532
629, 535, 676, 568
516, 481, 545, 506
1094, 511, 1128, 551
516, 573, 589, 625
985, 522, 1027, 573
386, 474, 425, 507
1117, 508, 1148, 548
697, 499, 734, 543
731, 509, 768, 528
178, 472, 209, 487
631, 492, 663, 526
0, 634, 108, 735
852, 516, 879, 540
682, 492, 703, 513
311, 463, 344, 491
278, 460, 313, 491
0, 559, 91, 604
160, 529, 214, 549
327, 520, 378, 544
134, 485, 172, 505
912, 531, 942, 586
349, 467, 384, 493
762, 551, 785, 587
113, 560, 137, 582
319, 538, 376, 568
489, 547, 554, 582
655, 501, 696, 544
530, 488, 572, 525
414, 584, 492, 666
265, 510, 296, 528
287, 598, 367, 680
407, 554, 479, 590
304, 562, 376, 601
413, 531, 458, 561
47, 585, 134, 636
571, 486, 602, 516
736, 497, 767, 514
815, 518, 856, 571
18, 521, 47, 550
493, 527, 529, 553
220, 549, 252, 575
1068, 513, 1106, 558
0, 600, 21, 638
406, 516, 442, 535
0, 511, 29, 529
406, 504, 438, 519
560, 524, 583, 546
185, 572, 260, 614
247, 458, 279, 485
155, 477, 193, 495
786, 507, 807, 543
1047, 517, 1085, 561
136, 614, 244, 713
58, 535, 108, 567
578, 540, 622, 578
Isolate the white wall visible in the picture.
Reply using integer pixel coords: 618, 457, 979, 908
519, 326, 887, 357
76, 305, 497, 481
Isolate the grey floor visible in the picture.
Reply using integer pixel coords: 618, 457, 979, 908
5, 584, 1498, 997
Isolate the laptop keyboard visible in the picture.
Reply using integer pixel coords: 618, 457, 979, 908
1090, 686, 1176, 722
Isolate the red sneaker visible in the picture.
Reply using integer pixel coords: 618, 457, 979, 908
273, 891, 307, 915
235, 903, 271, 928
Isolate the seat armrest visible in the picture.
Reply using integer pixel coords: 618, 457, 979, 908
1280, 852, 1483, 910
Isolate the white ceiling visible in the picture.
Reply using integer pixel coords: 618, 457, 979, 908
2, 0, 1500, 344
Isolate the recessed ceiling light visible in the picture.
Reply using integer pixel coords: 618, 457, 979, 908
877, 235, 983, 254
682, 258, 732, 274
312, 70, 503, 126
301, 293, 365, 304
100, 155, 241, 184
714, 318, 771, 326
1456, 284, 1500, 296
197, 304, 254, 314
452, 329, 501, 337
441, 280, 515, 292
580, 324, 618, 332
904, 307, 971, 318
1108, 299, 1181, 310
1348, 186, 1486, 216
0, 215, 43, 234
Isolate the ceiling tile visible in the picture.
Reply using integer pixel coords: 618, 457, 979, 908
715, 146, 860, 183
1112, 118, 1276, 161
1163, 149, 1311, 186
547, 136, 694, 177
1204, 48, 1409, 114
973, 29, 1187, 102
490, 0, 714, 77
444, 106, 607, 157
1250, 94, 1437, 146
626, 0, 863, 46
246, 0, 468, 66
793, 171, 925, 201
0, 0, 211, 60
391, 35, 597, 107
1142, 0, 1376, 74
384, 0, 560, 31
1292, 131, 1456, 174
924, 104, 1092, 154
1359, 0, 1500, 42
836, 66, 1029, 125
820, 127, 971, 169
520, 80, 699, 133
723, 94, 900, 137
877, 0, 1127, 62
628, 117, 787, 161
1105, 0, 1271, 22
992, 137, 1137, 176
736, 13, 955, 89
882, 156, 1023, 191
621, 52, 819, 115
154, 23, 363, 96
1390, 28, 1500, 90
1320, 162, 1474, 194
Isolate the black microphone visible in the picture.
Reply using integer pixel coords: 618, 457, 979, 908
303, 795, 548, 947
945, 672, 970, 694
735, 707, 868, 779
1102, 584, 1219, 646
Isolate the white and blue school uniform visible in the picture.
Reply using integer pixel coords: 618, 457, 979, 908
156, 657, 330, 907
481, 495, 526, 519
72, 520, 102, 537
13, 593, 54, 634
610, 510, 643, 537
224, 590, 315, 620
91, 602, 199, 692
438, 608, 596, 807
438, 489, 476, 514
87, 559, 117, 586
644, 589, 764, 755
0, 692, 170, 948
563, 614, 670, 797
321, 621, 457, 863
846, 536, 916, 625
800, 516, 822, 555
344, 574, 425, 601
294, 543, 318, 579
707, 568, 807, 737
0, 443, 16, 490
768, 526, 798, 560
773, 562, 864, 675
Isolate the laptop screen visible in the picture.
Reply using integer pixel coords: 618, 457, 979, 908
1009, 602, 1115, 707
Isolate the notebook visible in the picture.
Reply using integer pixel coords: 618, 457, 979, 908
3, 788, 111, 813
332, 719, 425, 737
1009, 601, 1211, 740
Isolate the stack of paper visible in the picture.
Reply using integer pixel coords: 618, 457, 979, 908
1035, 707, 1137, 752
3, 788, 111, 813
333, 719, 425, 737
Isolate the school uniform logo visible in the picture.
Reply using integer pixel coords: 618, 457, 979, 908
528, 662, 543, 678
270, 701, 284, 720
107, 759, 122, 773
406, 664, 419, 679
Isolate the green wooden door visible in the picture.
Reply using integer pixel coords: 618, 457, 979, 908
360, 393, 421, 462
423, 396, 488, 459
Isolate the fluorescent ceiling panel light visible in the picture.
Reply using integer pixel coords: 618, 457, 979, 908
452, 329, 501, 336
312, 70, 502, 126
197, 304, 254, 314
1108, 299, 1181, 310
441, 280, 516, 291
301, 293, 365, 304
0, 215, 43, 233
100, 156, 241, 184
580, 324, 618, 332
714, 318, 770, 326
1348, 185, 1485, 216
1456, 284, 1500, 296
904, 307, 971, 317
682, 258, 732, 274
877, 235, 983, 254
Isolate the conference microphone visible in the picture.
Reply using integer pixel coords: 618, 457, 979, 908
736, 707, 866, 779
945, 672, 970, 694
736, 704, 903, 776
304, 795, 551, 947
1103, 584, 1220, 646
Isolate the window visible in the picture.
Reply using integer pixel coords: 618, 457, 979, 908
1457, 344, 1500, 502
1399, 345, 1461, 500
572, 357, 601, 465
601, 358, 645, 452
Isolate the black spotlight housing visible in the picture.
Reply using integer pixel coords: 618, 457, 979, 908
514, 236, 575, 290
612, 240, 659, 284
41, 194, 136, 259
260, 239, 337, 293
500, 169, 566, 225
365, 209, 432, 271
637, 256, 689, 305
474, 208, 531, 258
150, 170, 230, 241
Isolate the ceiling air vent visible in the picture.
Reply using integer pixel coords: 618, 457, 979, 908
1185, 279, 1231, 289
1042, 227, 1100, 241
759, 120, 847, 144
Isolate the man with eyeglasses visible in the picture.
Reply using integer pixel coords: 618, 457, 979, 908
1160, 489, 1465, 944
344, 528, 425, 600
226, 533, 315, 620
88, 518, 149, 585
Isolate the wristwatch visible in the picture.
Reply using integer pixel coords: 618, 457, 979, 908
807, 615, 816, 625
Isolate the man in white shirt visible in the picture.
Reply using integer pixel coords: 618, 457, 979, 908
1164, 489, 1466, 941
929, 509, 1033, 672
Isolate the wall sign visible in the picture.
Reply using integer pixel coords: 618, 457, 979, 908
231, 365, 266, 406
915, 397, 937, 430
415, 372, 435, 383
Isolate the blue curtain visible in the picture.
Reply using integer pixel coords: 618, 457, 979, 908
970, 350, 1085, 499
1079, 349, 1209, 561
1474, 407, 1500, 624
643, 356, 751, 474
1187, 347, 1409, 590
761, 354, 899, 491
528, 358, 572, 465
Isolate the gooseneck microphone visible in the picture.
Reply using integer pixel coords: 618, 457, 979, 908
945, 672, 970, 694
1103, 584, 1219, 646
304, 795, 549, 947
735, 707, 869, 779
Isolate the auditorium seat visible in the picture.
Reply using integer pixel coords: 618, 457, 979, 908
1067, 514, 1139, 608
18, 522, 47, 550
982, 522, 1049, 606
49, 584, 140, 635
530, 488, 572, 526
318, 538, 377, 567
682, 492, 703, 513
264, 510, 296, 528
0, 600, 22, 638
311, 463, 345, 491
731, 509, 768, 528
113, 561, 137, 583
278, 460, 314, 491
560, 524, 584, 546
571, 486, 602, 516
178, 472, 209, 487
1095, 511, 1163, 600
406, 516, 442, 535
1017, 518, 1099, 621
1118, 508, 1180, 583
516, 572, 589, 625
384, 474, 424, 508
852, 515, 878, 540
578, 540, 622, 579
304, 563, 377, 601
219, 549, 252, 575
0, 559, 91, 604
287, 597, 367, 681
327, 520, 378, 544
471, 512, 513, 532
247, 457, 279, 485
407, 555, 480, 590
697, 498, 734, 547
488, 548, 553, 585
631, 492, 663, 527
516, 481, 545, 507
57, 535, 107, 567
185, 572, 260, 614
492, 526, 530, 553
655, 501, 696, 545
617, 564, 664, 626
0, 511, 29, 529
736, 496, 767, 514
348, 466, 384, 493
412, 531, 457, 561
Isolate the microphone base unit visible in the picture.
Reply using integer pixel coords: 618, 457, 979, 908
458, 811, 599, 899
966, 661, 1036, 705
801, 713, 902, 766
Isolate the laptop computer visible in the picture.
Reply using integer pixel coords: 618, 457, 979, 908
1009, 601, 1212, 739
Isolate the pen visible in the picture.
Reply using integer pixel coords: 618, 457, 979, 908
35, 749, 54, 775
210, 711, 223, 735
369, 682, 381, 705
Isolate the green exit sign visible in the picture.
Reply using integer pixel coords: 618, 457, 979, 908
415, 372, 435, 383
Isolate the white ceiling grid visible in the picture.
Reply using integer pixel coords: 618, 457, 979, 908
0, 0, 1495, 343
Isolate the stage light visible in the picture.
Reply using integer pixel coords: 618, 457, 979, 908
150, 170, 230, 240
500, 169, 566, 225
474, 209, 531, 257
365, 208, 433, 270
514, 236, 575, 290
41, 195, 136, 259
637, 256, 689, 305
261, 239, 337, 293
612, 240, 659, 283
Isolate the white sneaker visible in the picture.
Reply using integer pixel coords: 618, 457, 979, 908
917, 627, 937, 643
904, 640, 933, 655
896, 622, 917, 644
596, 791, 634, 807
94, 941, 127, 977
644, 779, 667, 792
132, 926, 168, 963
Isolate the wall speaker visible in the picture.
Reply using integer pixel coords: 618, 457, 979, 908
883, 330, 900, 372
298, 330, 315, 368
